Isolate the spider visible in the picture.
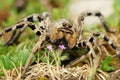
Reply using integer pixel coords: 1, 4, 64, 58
0, 10, 120, 75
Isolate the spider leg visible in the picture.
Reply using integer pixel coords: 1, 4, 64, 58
3, 24, 27, 46
76, 32, 120, 58
77, 10, 114, 35
22, 34, 46, 76
91, 32, 120, 58
0, 22, 45, 43
4, 30, 17, 46
3, 12, 51, 46
66, 40, 94, 67
85, 32, 120, 58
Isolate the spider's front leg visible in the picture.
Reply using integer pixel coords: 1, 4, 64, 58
22, 34, 46, 76
0, 22, 43, 38
3, 14, 42, 46
77, 10, 114, 37
4, 12, 51, 46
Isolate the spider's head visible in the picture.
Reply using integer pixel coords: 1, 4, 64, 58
50, 19, 77, 49
62, 19, 73, 29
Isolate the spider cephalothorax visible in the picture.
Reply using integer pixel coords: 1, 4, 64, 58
49, 19, 78, 48
0, 11, 120, 76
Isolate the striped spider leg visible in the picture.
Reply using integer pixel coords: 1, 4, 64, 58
80, 32, 120, 56
3, 12, 51, 46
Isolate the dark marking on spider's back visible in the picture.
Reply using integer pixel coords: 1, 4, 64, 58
58, 28, 73, 34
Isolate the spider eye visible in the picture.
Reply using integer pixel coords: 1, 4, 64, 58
62, 23, 66, 27
69, 24, 72, 28
62, 22, 72, 28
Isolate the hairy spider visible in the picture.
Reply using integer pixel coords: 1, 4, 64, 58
0, 11, 120, 75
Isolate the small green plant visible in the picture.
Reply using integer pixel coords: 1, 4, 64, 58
101, 55, 115, 72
